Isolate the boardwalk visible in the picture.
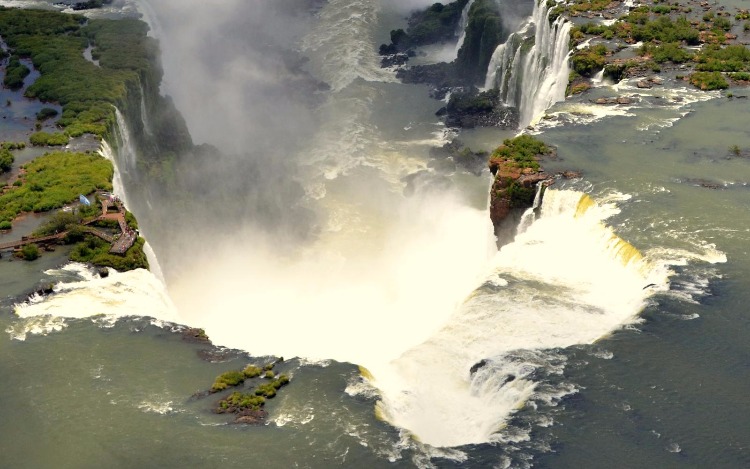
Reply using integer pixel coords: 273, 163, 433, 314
0, 191, 136, 255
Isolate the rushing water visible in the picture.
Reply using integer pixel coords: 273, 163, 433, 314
1, 0, 749, 467
484, 0, 571, 127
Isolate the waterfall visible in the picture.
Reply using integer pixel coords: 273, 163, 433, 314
454, 0, 476, 55
372, 189, 671, 447
484, 0, 571, 127
517, 181, 545, 234
113, 107, 138, 174
140, 90, 152, 136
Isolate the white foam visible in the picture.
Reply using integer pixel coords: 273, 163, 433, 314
13, 264, 179, 326
368, 189, 697, 447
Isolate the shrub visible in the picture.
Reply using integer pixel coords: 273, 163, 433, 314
695, 45, 750, 72
571, 44, 608, 77
639, 42, 694, 63
3, 55, 30, 89
689, 71, 729, 90
713, 17, 732, 32
0, 148, 13, 173
211, 371, 247, 393
33, 210, 81, 236
36, 107, 59, 121
0, 220, 11, 230
20, 243, 40, 261
218, 391, 266, 412
489, 135, 550, 171
29, 131, 69, 146
243, 365, 261, 378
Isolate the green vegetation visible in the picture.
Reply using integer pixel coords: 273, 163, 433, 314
408, 0, 469, 46
456, 0, 505, 84
211, 371, 247, 393
3, 55, 30, 89
729, 144, 742, 156
695, 45, 750, 72
254, 375, 290, 399
218, 392, 266, 412
70, 235, 149, 271
19, 243, 40, 261
36, 107, 58, 121
380, 0, 469, 53
729, 71, 750, 81
570, 81, 591, 94
0, 151, 112, 224
2, 141, 25, 150
212, 367, 290, 415
689, 71, 729, 90
0, 221, 11, 230
29, 131, 69, 146
507, 180, 536, 208
243, 365, 262, 378
639, 42, 694, 63
571, 44, 607, 77
0, 8, 160, 140
490, 135, 551, 171
33, 209, 93, 237
0, 147, 13, 173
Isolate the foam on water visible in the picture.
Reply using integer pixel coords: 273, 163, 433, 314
301, 0, 397, 91
12, 263, 178, 331
366, 189, 723, 447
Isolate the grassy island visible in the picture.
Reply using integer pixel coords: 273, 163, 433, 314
0, 8, 175, 272
206, 361, 290, 423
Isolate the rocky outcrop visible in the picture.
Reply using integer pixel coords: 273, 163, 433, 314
489, 167, 552, 232
379, 0, 470, 56
441, 87, 518, 129
486, 135, 556, 237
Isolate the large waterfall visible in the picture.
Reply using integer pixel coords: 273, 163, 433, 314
370, 189, 671, 447
484, 0, 571, 127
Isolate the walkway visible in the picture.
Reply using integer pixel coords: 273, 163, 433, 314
0, 191, 136, 255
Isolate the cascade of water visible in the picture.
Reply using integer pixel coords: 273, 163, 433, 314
99, 137, 168, 282
372, 189, 671, 447
484, 0, 571, 127
517, 181, 545, 234
98, 139, 128, 207
140, 90, 152, 136
454, 0, 476, 55
591, 68, 605, 86
113, 107, 138, 174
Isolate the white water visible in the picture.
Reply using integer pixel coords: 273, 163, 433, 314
113, 107, 138, 174
301, 0, 397, 91
517, 181, 545, 233
370, 189, 674, 447
484, 0, 571, 127
140, 90, 152, 136
98, 139, 128, 206
454, 0, 476, 56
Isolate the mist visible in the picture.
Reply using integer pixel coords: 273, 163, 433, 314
128, 0, 500, 366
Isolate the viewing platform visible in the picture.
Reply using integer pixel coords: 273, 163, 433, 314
0, 191, 137, 255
